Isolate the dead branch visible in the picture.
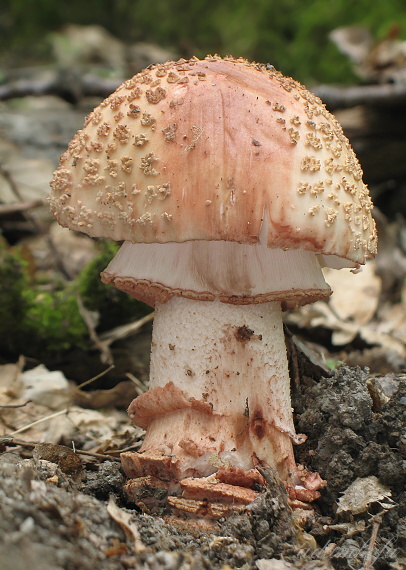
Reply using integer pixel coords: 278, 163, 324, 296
0, 71, 121, 104
0, 199, 45, 216
0, 164, 45, 233
0, 163, 25, 201
2, 68, 406, 110
46, 232, 76, 280
313, 82, 406, 110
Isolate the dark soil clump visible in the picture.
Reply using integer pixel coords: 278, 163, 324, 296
296, 366, 406, 569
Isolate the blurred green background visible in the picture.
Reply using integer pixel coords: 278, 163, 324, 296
1, 0, 405, 84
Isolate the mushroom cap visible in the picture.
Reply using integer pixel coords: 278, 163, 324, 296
49, 55, 377, 266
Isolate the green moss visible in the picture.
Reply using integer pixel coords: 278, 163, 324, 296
0, 237, 151, 359
25, 289, 88, 353
78, 240, 149, 331
0, 237, 88, 357
0, 238, 31, 354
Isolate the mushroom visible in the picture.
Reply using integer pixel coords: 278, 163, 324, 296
49, 56, 377, 507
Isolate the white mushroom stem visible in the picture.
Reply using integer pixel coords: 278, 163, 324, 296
127, 296, 306, 483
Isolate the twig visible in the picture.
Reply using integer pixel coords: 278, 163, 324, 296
364, 514, 382, 570
76, 364, 115, 390
74, 448, 121, 462
0, 400, 32, 409
103, 442, 142, 454
1, 436, 121, 462
76, 294, 113, 364
125, 372, 147, 394
8, 408, 69, 436
99, 312, 154, 347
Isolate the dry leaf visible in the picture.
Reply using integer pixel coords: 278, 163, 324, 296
107, 497, 146, 554
337, 476, 392, 515
72, 380, 138, 409
43, 407, 129, 445
256, 560, 295, 570
323, 261, 381, 325
20, 365, 72, 410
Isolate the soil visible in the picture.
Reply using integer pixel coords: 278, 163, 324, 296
0, 367, 404, 569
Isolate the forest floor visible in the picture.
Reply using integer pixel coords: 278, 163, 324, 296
0, 43, 405, 569
0, 364, 405, 570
